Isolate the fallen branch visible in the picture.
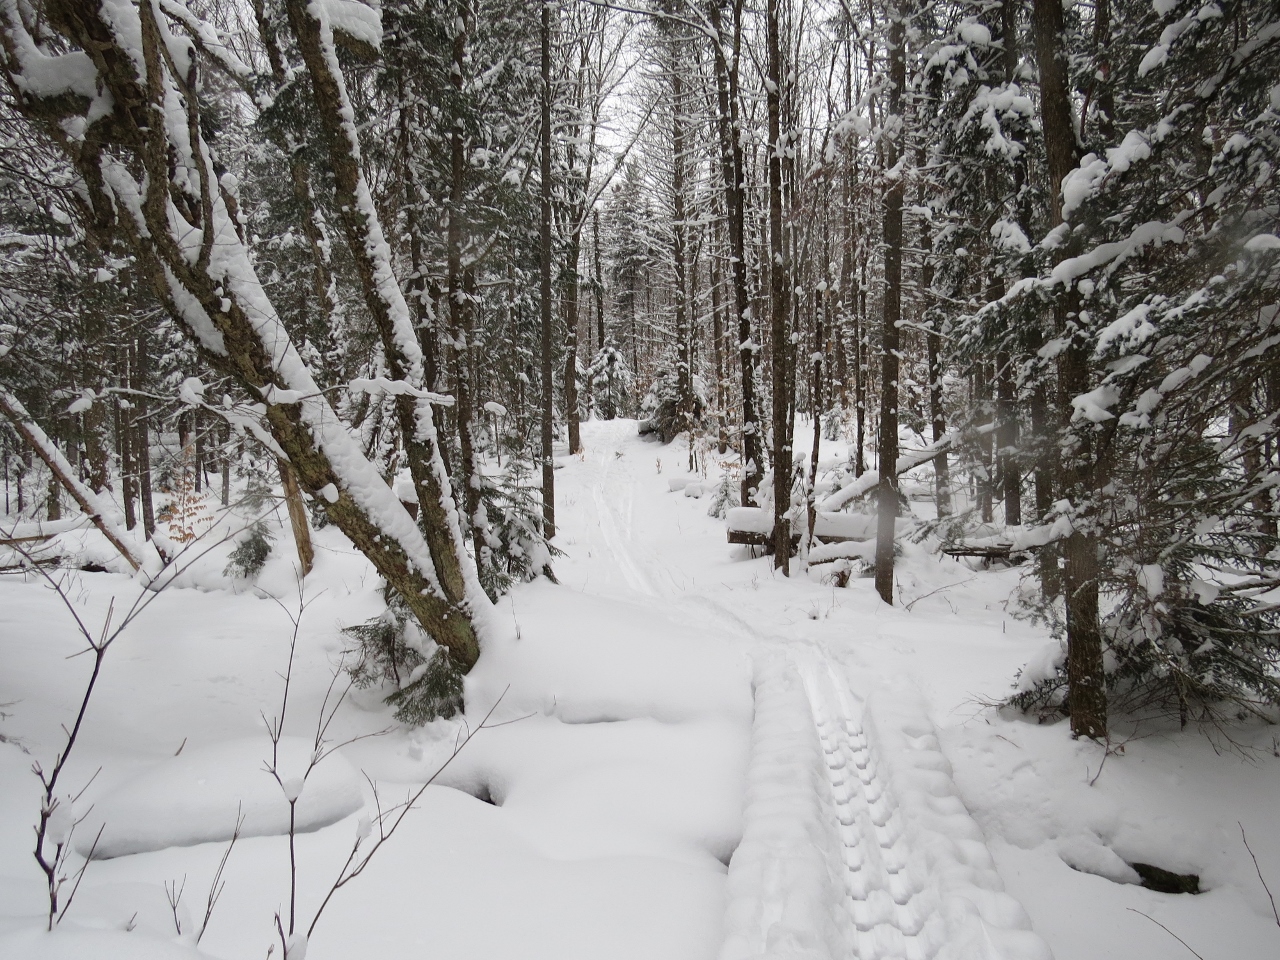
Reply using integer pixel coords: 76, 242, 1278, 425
0, 387, 144, 572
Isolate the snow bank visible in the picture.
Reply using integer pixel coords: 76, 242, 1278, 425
465, 582, 753, 726
75, 736, 364, 859
0, 929, 210, 960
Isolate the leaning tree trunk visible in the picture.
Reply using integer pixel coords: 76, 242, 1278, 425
284, 0, 478, 624
0, 0, 482, 668
0, 388, 143, 571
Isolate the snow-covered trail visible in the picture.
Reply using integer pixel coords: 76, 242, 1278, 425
553, 422, 1051, 960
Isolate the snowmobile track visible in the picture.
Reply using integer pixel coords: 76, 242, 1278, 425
797, 656, 946, 960
721, 649, 1052, 960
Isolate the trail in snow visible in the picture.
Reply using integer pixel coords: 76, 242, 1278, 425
561, 423, 1050, 960
799, 656, 943, 957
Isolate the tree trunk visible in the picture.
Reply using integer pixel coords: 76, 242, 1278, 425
997, 352, 1021, 524
856, 255, 868, 477
114, 344, 137, 530
875, 0, 907, 605
284, 0, 480, 664
670, 39, 695, 447
564, 234, 583, 454
807, 288, 824, 555
710, 249, 728, 453
278, 457, 314, 578
132, 335, 156, 540
707, 0, 764, 506
539, 0, 556, 539
917, 154, 950, 518
1033, 0, 1106, 739
593, 208, 606, 350
766, 0, 792, 573
446, 1, 485, 548
976, 361, 995, 524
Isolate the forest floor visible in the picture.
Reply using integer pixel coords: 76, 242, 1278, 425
2, 418, 1279, 959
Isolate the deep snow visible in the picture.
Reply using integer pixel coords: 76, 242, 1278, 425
1, 418, 1278, 959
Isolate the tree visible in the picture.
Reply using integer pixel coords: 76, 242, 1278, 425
0, 0, 483, 668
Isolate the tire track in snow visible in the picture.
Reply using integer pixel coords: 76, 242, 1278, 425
723, 648, 1053, 960
567, 425, 1050, 959
797, 655, 945, 959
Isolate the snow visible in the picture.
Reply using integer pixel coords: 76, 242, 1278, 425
1071, 384, 1120, 422
74, 737, 365, 859
957, 21, 992, 46
1136, 563, 1165, 598
1096, 302, 1158, 355
316, 0, 382, 50
3, 419, 1279, 960
1244, 233, 1280, 253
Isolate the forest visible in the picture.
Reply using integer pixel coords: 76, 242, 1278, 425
0, 0, 1278, 958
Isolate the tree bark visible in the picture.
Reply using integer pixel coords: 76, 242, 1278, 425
669, 33, 695, 446
707, 0, 764, 506
131, 335, 155, 540
1033, 0, 1106, 739
278, 457, 314, 578
875, 0, 906, 605
766, 0, 792, 573
283, 0, 479, 662
446, 0, 485, 549
539, 0, 556, 538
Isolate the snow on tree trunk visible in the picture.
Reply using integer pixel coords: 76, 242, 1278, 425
282, 0, 485, 662
0, 0, 482, 668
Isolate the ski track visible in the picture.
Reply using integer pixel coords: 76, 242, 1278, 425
569, 426, 1050, 960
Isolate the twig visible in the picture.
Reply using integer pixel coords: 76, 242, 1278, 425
56, 822, 103, 923
11, 519, 238, 928
1127, 908, 1206, 959
165, 875, 188, 936
305, 687, 515, 940
197, 806, 244, 943
903, 577, 976, 612
1240, 822, 1280, 928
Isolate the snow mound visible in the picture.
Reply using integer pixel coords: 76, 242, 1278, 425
1057, 835, 1141, 884
0, 928, 210, 960
466, 582, 752, 725
75, 737, 364, 859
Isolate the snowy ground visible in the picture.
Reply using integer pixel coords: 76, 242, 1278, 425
2, 418, 1278, 959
